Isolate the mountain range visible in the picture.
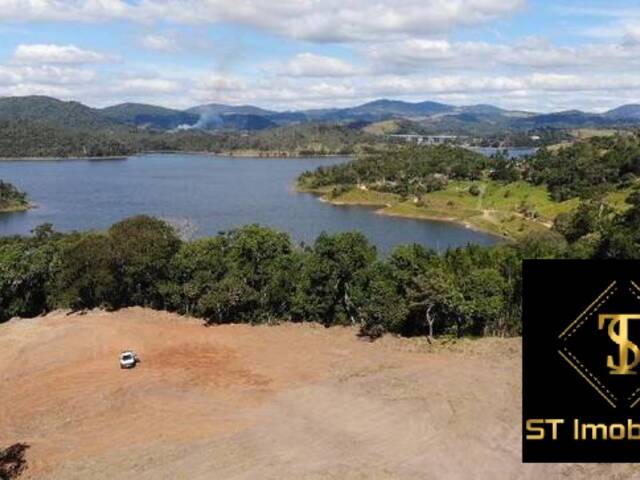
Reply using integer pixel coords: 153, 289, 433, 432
1, 95, 640, 134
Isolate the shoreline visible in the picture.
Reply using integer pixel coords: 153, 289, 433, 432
0, 155, 128, 161
0, 151, 356, 161
374, 208, 511, 240
0, 202, 34, 214
297, 184, 514, 240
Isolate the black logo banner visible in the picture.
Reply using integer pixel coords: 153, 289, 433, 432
523, 260, 640, 463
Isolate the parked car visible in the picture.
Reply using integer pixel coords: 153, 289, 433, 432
119, 351, 139, 369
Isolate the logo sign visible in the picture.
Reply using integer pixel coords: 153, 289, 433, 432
523, 261, 640, 463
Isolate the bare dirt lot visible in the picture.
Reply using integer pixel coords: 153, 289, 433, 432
0, 308, 638, 479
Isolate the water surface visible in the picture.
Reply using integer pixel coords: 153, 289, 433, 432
466, 146, 538, 159
0, 154, 499, 253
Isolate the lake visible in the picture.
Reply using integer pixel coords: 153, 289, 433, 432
465, 146, 538, 159
0, 154, 499, 253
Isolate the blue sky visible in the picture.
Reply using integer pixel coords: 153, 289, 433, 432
0, 0, 639, 111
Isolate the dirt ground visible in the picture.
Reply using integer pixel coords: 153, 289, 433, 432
0, 308, 638, 479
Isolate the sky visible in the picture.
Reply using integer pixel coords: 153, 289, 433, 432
0, 0, 639, 112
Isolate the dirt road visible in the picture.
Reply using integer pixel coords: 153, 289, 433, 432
0, 308, 637, 479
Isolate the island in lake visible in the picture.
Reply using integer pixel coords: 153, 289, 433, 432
0, 180, 30, 213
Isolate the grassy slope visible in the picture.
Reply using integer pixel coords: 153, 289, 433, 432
299, 180, 632, 239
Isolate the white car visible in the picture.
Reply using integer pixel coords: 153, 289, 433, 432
119, 351, 138, 369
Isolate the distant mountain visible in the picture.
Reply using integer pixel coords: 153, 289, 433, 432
101, 103, 199, 130
187, 103, 276, 117
187, 103, 309, 130
604, 104, 640, 120
296, 100, 455, 123
342, 99, 454, 118
265, 111, 309, 125
459, 104, 509, 115
1, 95, 640, 135
0, 96, 119, 130
513, 110, 611, 129
218, 114, 277, 131
249, 123, 375, 153
297, 100, 528, 127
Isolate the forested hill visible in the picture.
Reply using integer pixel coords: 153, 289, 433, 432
527, 134, 640, 200
3, 95, 640, 135
301, 134, 640, 201
247, 123, 379, 155
0, 96, 120, 130
0, 120, 380, 158
298, 134, 640, 240
0, 180, 29, 212
299, 145, 491, 195
101, 103, 199, 130
1, 95, 640, 158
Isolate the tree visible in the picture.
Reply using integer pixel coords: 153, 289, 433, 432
459, 268, 508, 336
553, 199, 615, 243
198, 274, 257, 324
52, 233, 117, 310
0, 233, 60, 322
407, 267, 460, 341
490, 158, 521, 183
516, 230, 567, 259
292, 232, 376, 326
598, 189, 640, 259
263, 251, 305, 321
109, 216, 181, 307
224, 225, 292, 322
164, 236, 228, 315
225, 225, 291, 290
352, 261, 408, 338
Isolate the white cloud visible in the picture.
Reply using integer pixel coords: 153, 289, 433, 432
623, 24, 640, 44
140, 34, 180, 53
13, 44, 114, 65
115, 78, 182, 95
280, 53, 359, 77
0, 0, 131, 23
0, 65, 96, 86
4, 59, 640, 112
0, 63, 98, 102
0, 0, 525, 42
364, 37, 640, 74
139, 31, 215, 53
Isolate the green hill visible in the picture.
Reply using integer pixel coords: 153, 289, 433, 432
101, 103, 199, 130
246, 123, 378, 154
0, 120, 132, 158
0, 96, 119, 130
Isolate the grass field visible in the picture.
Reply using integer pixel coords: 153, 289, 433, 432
299, 180, 632, 239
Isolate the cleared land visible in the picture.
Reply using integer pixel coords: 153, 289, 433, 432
1, 309, 638, 479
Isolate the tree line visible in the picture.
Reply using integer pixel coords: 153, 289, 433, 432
526, 133, 640, 201
299, 133, 640, 202
0, 216, 523, 338
298, 144, 500, 198
3, 187, 640, 337
0, 120, 380, 158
